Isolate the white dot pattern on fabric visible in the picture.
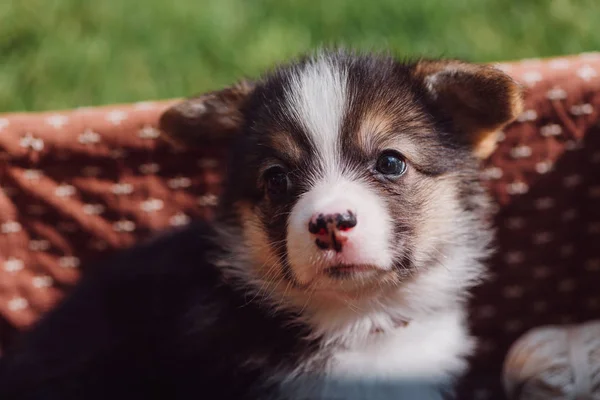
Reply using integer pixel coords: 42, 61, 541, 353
540, 124, 562, 137
106, 110, 128, 125
8, 297, 28, 311
507, 181, 529, 195
516, 109, 538, 122
111, 183, 134, 195
32, 275, 53, 289
4, 258, 24, 273
548, 59, 571, 70
55, 184, 76, 198
140, 198, 164, 213
82, 204, 105, 215
1, 221, 22, 234
139, 163, 160, 174
59, 256, 80, 269
169, 213, 191, 227
113, 220, 136, 232
29, 240, 51, 252
138, 125, 160, 139
535, 160, 553, 174
546, 87, 568, 100
570, 103, 594, 116
0, 102, 216, 337
133, 102, 155, 111
23, 169, 43, 180
565, 140, 584, 151
19, 133, 44, 151
510, 145, 532, 159
522, 71, 543, 85
78, 129, 101, 144
46, 114, 69, 129
481, 167, 503, 180
577, 64, 598, 81
198, 194, 218, 207
168, 177, 192, 189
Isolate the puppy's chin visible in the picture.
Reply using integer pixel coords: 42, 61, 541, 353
292, 261, 399, 298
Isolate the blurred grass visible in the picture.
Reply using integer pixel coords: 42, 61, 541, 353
1, 0, 599, 112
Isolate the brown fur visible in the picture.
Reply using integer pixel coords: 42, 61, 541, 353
159, 80, 254, 148
413, 60, 524, 158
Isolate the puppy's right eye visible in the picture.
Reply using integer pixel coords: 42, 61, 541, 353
376, 151, 407, 178
263, 166, 290, 200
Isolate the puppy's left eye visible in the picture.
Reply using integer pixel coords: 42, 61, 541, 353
263, 166, 290, 200
376, 151, 407, 177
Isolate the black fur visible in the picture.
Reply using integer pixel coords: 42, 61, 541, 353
0, 222, 451, 399
0, 222, 315, 400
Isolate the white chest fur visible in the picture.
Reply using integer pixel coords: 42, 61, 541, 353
326, 310, 473, 383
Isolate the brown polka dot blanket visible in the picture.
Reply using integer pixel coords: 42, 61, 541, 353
1, 53, 599, 399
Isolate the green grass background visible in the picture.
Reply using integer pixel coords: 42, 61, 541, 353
1, 0, 599, 112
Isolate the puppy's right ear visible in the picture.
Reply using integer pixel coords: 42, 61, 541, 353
159, 80, 255, 148
413, 60, 523, 159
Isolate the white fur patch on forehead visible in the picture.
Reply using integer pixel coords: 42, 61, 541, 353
285, 54, 348, 175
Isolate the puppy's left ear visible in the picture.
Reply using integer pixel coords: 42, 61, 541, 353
159, 80, 255, 149
414, 60, 524, 159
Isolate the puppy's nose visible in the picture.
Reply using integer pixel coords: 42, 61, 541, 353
308, 210, 357, 252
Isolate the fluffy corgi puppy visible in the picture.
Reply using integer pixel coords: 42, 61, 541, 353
0, 50, 522, 400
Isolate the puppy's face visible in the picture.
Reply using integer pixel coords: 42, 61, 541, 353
161, 51, 522, 301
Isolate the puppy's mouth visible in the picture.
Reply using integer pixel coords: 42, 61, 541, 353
324, 264, 380, 278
